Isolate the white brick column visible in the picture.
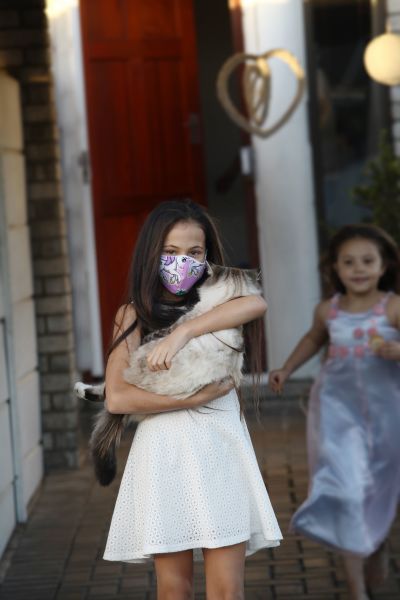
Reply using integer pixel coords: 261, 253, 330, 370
241, 0, 321, 376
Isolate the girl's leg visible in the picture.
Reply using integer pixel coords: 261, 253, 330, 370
365, 540, 389, 588
342, 554, 370, 600
154, 550, 194, 600
203, 542, 246, 600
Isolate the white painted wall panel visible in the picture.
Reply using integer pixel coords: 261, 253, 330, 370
16, 370, 40, 459
8, 226, 33, 303
22, 446, 43, 508
0, 76, 22, 151
0, 363, 15, 558
12, 300, 37, 381
0, 71, 43, 559
0, 281, 4, 320
0, 322, 8, 403
0, 489, 15, 558
2, 154, 26, 227
0, 402, 13, 497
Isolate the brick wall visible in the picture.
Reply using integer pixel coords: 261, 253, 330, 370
0, 0, 78, 469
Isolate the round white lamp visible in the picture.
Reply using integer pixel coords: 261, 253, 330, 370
364, 32, 400, 86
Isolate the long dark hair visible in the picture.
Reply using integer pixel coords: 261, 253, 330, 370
108, 199, 263, 410
320, 224, 400, 296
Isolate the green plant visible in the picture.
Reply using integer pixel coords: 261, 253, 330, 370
353, 131, 400, 245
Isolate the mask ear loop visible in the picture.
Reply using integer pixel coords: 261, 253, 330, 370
204, 251, 213, 276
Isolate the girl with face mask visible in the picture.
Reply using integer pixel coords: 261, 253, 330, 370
103, 200, 282, 599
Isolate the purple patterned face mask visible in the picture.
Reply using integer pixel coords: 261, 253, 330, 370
159, 254, 207, 295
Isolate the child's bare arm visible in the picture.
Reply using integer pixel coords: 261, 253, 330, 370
183, 295, 267, 336
147, 295, 267, 371
386, 294, 400, 330
376, 294, 400, 361
105, 305, 234, 414
282, 301, 329, 373
269, 301, 329, 392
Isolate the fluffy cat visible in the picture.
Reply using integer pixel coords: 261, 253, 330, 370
75, 264, 261, 485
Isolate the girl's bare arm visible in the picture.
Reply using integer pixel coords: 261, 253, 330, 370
387, 293, 400, 330
269, 301, 329, 392
147, 295, 267, 370
377, 294, 400, 361
183, 295, 267, 337
282, 301, 329, 374
105, 305, 234, 414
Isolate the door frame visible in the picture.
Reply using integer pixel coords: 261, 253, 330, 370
228, 1, 261, 269
46, 0, 105, 377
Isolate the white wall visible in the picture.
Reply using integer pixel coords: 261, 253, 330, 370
46, 0, 103, 376
0, 282, 16, 557
387, 0, 400, 156
241, 0, 321, 376
0, 71, 42, 556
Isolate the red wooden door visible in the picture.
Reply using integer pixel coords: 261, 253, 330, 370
80, 0, 206, 351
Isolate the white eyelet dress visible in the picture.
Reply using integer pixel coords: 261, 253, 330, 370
103, 389, 282, 563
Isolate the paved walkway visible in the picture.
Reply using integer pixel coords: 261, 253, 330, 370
0, 400, 399, 600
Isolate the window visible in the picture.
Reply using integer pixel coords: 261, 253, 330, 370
305, 0, 389, 237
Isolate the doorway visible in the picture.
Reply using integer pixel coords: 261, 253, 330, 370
80, 0, 255, 348
194, 0, 251, 268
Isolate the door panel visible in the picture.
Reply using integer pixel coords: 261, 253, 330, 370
80, 0, 206, 346
97, 214, 148, 346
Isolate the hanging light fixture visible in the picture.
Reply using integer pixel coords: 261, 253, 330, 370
364, 30, 400, 86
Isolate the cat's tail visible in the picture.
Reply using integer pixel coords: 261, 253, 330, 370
90, 409, 129, 486
74, 381, 128, 486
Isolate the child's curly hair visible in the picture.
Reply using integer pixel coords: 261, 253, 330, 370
320, 224, 400, 296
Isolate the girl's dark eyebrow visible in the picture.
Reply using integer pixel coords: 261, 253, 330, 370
342, 254, 375, 260
163, 244, 204, 249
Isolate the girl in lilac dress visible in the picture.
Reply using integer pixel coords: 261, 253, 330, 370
270, 225, 400, 600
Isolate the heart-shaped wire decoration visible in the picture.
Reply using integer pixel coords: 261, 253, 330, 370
216, 49, 305, 138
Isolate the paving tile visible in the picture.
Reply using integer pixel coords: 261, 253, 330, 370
0, 402, 399, 599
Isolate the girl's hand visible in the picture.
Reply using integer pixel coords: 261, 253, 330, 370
147, 324, 191, 371
269, 369, 289, 394
190, 378, 235, 406
376, 341, 400, 361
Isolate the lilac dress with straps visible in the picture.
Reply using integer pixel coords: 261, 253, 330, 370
291, 293, 400, 557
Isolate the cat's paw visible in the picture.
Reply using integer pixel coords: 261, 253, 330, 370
74, 381, 105, 402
